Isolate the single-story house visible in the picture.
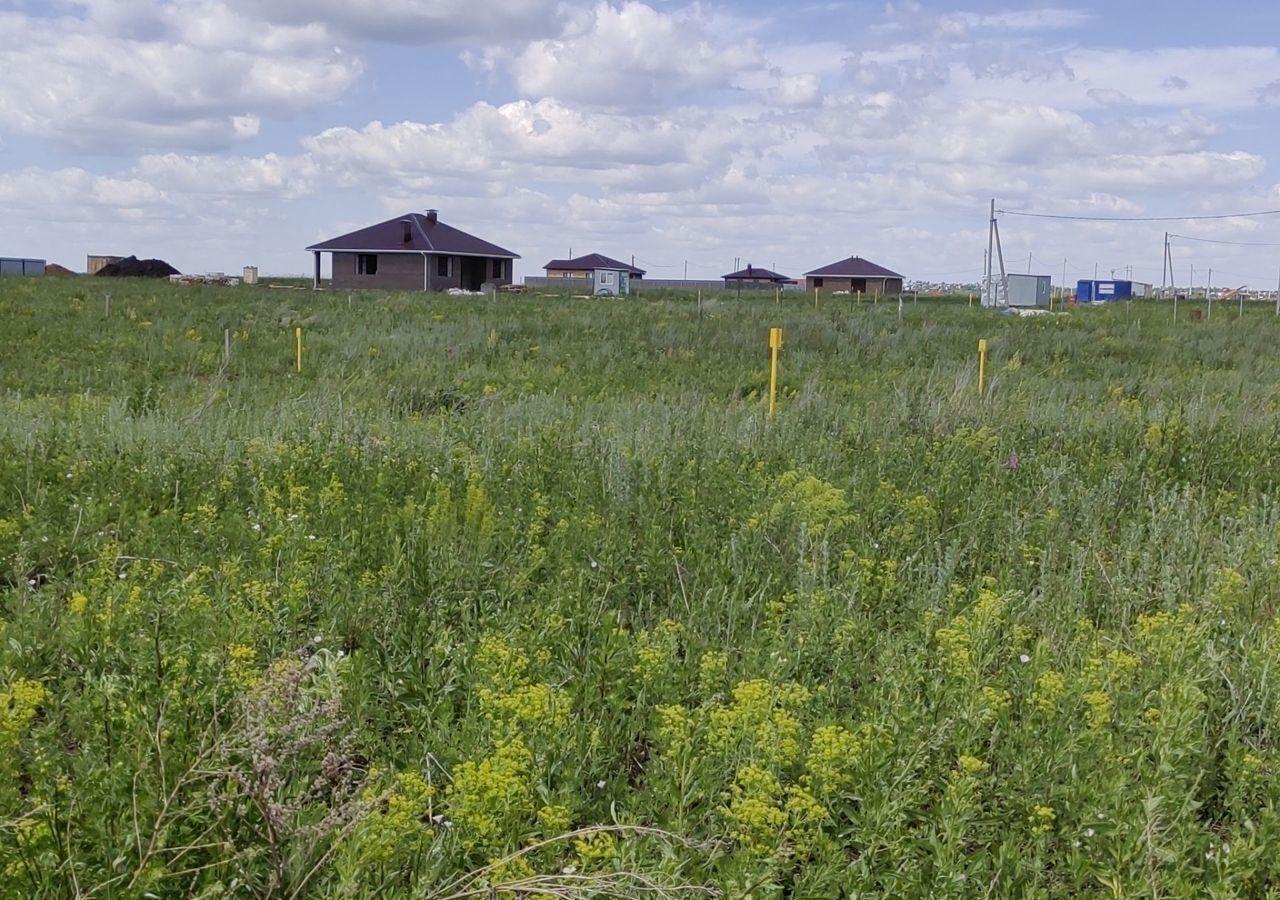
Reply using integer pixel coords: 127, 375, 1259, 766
306, 210, 519, 292
723, 265, 791, 290
804, 256, 903, 295
542, 253, 645, 296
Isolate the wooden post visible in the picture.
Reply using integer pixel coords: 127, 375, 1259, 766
768, 328, 782, 417
104, 293, 111, 317
978, 339, 988, 396
294, 326, 302, 373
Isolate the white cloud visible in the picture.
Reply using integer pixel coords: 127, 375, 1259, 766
223, 0, 565, 44
0, 5, 361, 150
303, 98, 753, 193
506, 2, 762, 110
1086, 87, 1134, 107
769, 72, 822, 107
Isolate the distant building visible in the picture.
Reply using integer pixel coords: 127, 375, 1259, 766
981, 273, 1052, 308
306, 210, 519, 292
87, 255, 123, 275
804, 256, 903, 295
723, 265, 791, 290
542, 253, 645, 295
0, 257, 45, 277
1075, 280, 1152, 302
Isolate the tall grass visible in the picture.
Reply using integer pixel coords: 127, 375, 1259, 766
2, 279, 1279, 896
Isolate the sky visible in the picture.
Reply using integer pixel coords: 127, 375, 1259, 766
3, 0, 1280, 287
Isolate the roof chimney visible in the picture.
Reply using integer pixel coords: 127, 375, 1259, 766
400, 218, 412, 244
425, 209, 438, 225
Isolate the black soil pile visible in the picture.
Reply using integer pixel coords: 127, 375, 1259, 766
95, 256, 180, 278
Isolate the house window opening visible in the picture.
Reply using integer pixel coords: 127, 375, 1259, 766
357, 254, 378, 276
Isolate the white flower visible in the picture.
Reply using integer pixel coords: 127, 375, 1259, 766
1072, 840, 1081, 848
589, 558, 599, 569
562, 865, 577, 875
1019, 654, 1031, 664
1205, 850, 1214, 860
312, 634, 322, 644
252, 523, 261, 532
66, 472, 73, 479
596, 780, 606, 789
1085, 828, 1095, 838
117, 572, 127, 580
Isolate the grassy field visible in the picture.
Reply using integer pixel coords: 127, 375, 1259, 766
2, 279, 1280, 898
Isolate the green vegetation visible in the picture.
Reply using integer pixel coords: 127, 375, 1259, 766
2, 279, 1280, 897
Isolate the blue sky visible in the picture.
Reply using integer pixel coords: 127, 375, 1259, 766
2, 0, 1280, 288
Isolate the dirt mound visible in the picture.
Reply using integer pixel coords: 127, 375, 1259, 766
44, 263, 78, 277
94, 256, 180, 278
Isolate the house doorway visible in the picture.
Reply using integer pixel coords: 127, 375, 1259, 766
460, 257, 487, 291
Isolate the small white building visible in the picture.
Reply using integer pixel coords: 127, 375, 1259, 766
542, 253, 645, 296
982, 273, 1052, 308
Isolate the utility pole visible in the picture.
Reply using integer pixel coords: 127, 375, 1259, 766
987, 199, 995, 306
683, 260, 688, 287
1207, 267, 1213, 320
1162, 233, 1169, 290
1061, 258, 1068, 308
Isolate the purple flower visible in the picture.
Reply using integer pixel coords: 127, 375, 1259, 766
1006, 453, 1021, 471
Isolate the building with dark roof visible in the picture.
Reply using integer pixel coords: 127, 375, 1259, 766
307, 210, 519, 292
723, 265, 791, 290
804, 256, 903, 295
542, 253, 644, 295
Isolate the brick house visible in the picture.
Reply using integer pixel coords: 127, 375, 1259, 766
804, 256, 903, 295
307, 210, 519, 292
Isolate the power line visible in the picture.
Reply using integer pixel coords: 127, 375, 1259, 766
997, 208, 1280, 223
1169, 233, 1280, 248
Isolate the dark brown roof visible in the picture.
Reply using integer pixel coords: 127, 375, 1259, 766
307, 212, 519, 258
804, 256, 902, 279
723, 265, 789, 282
543, 253, 645, 277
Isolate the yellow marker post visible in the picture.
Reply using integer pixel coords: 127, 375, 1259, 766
775, 287, 780, 305
814, 286, 819, 309
977, 338, 988, 395
294, 326, 303, 373
768, 327, 782, 417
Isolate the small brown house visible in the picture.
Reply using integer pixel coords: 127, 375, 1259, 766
804, 256, 903, 295
307, 210, 519, 292
723, 265, 791, 290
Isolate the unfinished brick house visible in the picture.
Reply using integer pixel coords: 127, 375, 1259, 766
307, 210, 519, 292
